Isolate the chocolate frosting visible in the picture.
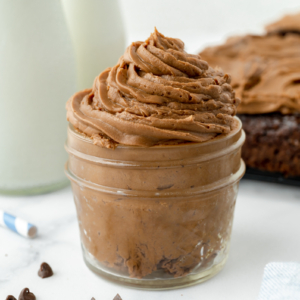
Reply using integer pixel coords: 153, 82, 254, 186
200, 18, 300, 115
266, 12, 300, 35
67, 29, 239, 148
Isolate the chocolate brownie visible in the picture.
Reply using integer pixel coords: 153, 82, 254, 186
239, 113, 300, 177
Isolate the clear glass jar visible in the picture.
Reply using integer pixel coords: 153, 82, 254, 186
65, 118, 245, 289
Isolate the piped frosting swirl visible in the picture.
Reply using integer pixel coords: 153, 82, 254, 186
67, 29, 239, 148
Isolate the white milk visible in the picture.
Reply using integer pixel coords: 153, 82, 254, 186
0, 1, 77, 194
61, 0, 126, 90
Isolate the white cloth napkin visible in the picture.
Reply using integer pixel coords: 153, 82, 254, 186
258, 262, 300, 300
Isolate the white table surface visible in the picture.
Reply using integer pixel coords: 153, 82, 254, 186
0, 179, 299, 300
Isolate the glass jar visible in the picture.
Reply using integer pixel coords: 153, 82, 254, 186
65, 118, 245, 289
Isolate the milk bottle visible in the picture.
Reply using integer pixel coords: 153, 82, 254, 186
61, 0, 126, 89
0, 0, 77, 194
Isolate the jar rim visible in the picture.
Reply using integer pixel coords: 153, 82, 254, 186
68, 116, 242, 150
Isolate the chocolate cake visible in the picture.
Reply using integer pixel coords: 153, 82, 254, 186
239, 113, 300, 177
200, 12, 300, 179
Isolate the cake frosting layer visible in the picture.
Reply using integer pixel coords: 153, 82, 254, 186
266, 12, 300, 35
67, 29, 239, 148
201, 18, 300, 115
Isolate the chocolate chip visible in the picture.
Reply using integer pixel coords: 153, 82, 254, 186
113, 294, 122, 300
18, 288, 36, 300
6, 296, 16, 300
38, 262, 53, 278
91, 298, 95, 300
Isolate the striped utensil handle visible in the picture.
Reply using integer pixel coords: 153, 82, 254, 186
0, 210, 37, 238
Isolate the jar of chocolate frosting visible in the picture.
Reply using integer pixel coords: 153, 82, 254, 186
65, 29, 245, 289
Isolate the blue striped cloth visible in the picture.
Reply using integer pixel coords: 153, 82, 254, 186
258, 262, 300, 300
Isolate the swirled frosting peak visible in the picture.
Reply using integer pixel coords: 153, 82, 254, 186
67, 29, 240, 148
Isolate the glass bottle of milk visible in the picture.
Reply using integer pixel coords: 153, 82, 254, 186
0, 1, 77, 195
61, 0, 126, 90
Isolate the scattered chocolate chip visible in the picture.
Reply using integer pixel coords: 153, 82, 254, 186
91, 298, 95, 300
113, 294, 122, 300
38, 262, 53, 278
18, 288, 35, 300
6, 296, 16, 300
